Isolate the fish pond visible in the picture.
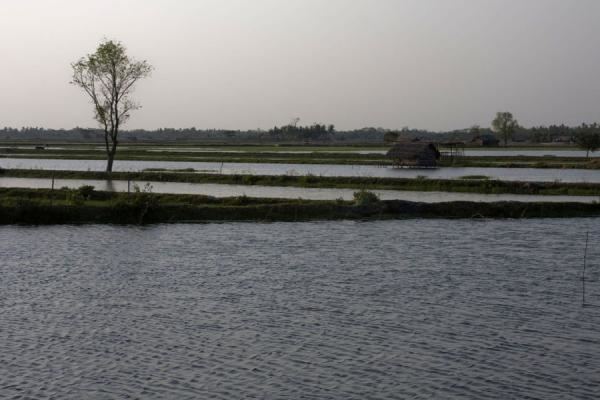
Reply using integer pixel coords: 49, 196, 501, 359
2, 158, 600, 183
1, 220, 599, 399
2, 176, 600, 203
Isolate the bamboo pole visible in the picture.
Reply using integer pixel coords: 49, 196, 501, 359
582, 231, 589, 307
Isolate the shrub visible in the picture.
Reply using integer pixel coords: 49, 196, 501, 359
353, 189, 380, 206
65, 189, 85, 205
77, 185, 95, 200
131, 182, 157, 208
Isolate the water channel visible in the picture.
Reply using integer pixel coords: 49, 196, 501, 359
2, 158, 600, 183
2, 177, 599, 203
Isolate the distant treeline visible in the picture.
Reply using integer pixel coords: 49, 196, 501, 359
266, 123, 335, 141
1, 123, 598, 144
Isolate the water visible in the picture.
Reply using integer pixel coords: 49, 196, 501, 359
2, 158, 600, 183
2, 177, 599, 203
1, 220, 599, 399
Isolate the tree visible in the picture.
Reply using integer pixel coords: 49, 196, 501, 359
383, 131, 399, 143
491, 112, 518, 147
575, 131, 600, 159
71, 39, 152, 172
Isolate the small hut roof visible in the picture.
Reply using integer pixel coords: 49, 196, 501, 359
386, 142, 440, 167
387, 142, 438, 159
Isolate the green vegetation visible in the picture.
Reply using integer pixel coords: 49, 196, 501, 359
71, 39, 152, 172
492, 112, 519, 147
575, 130, 600, 159
1, 187, 598, 225
267, 121, 336, 142
353, 189, 380, 206
3, 168, 600, 196
438, 156, 600, 169
1, 122, 599, 145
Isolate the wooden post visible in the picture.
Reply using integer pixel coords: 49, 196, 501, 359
583, 231, 590, 307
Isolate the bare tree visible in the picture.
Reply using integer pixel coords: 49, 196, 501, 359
71, 40, 152, 172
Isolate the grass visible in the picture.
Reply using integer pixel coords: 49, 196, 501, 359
1, 187, 599, 225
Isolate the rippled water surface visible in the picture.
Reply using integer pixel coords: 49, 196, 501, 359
1, 220, 600, 399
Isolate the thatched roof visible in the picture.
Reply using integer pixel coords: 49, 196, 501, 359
387, 142, 440, 167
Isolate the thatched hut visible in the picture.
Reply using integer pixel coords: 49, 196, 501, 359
387, 142, 440, 168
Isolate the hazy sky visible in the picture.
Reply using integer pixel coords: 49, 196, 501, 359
1, 0, 599, 131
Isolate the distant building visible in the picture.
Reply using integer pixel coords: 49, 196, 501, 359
471, 134, 500, 147
553, 135, 574, 143
386, 142, 440, 168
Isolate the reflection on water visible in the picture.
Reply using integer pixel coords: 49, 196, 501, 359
2, 157, 600, 183
2, 177, 599, 203
0, 220, 599, 399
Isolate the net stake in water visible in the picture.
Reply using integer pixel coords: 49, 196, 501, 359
582, 231, 589, 307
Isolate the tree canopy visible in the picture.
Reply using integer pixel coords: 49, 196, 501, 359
491, 112, 519, 147
574, 124, 600, 159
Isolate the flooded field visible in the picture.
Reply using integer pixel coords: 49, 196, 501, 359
2, 177, 599, 203
1, 220, 599, 399
2, 158, 600, 183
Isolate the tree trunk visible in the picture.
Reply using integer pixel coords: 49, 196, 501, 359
105, 137, 118, 172
104, 129, 112, 172
106, 155, 114, 172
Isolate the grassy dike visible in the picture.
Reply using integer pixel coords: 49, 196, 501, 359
440, 157, 600, 169
1, 187, 600, 225
3, 168, 600, 196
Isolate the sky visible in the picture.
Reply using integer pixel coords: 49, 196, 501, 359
1, 0, 599, 131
